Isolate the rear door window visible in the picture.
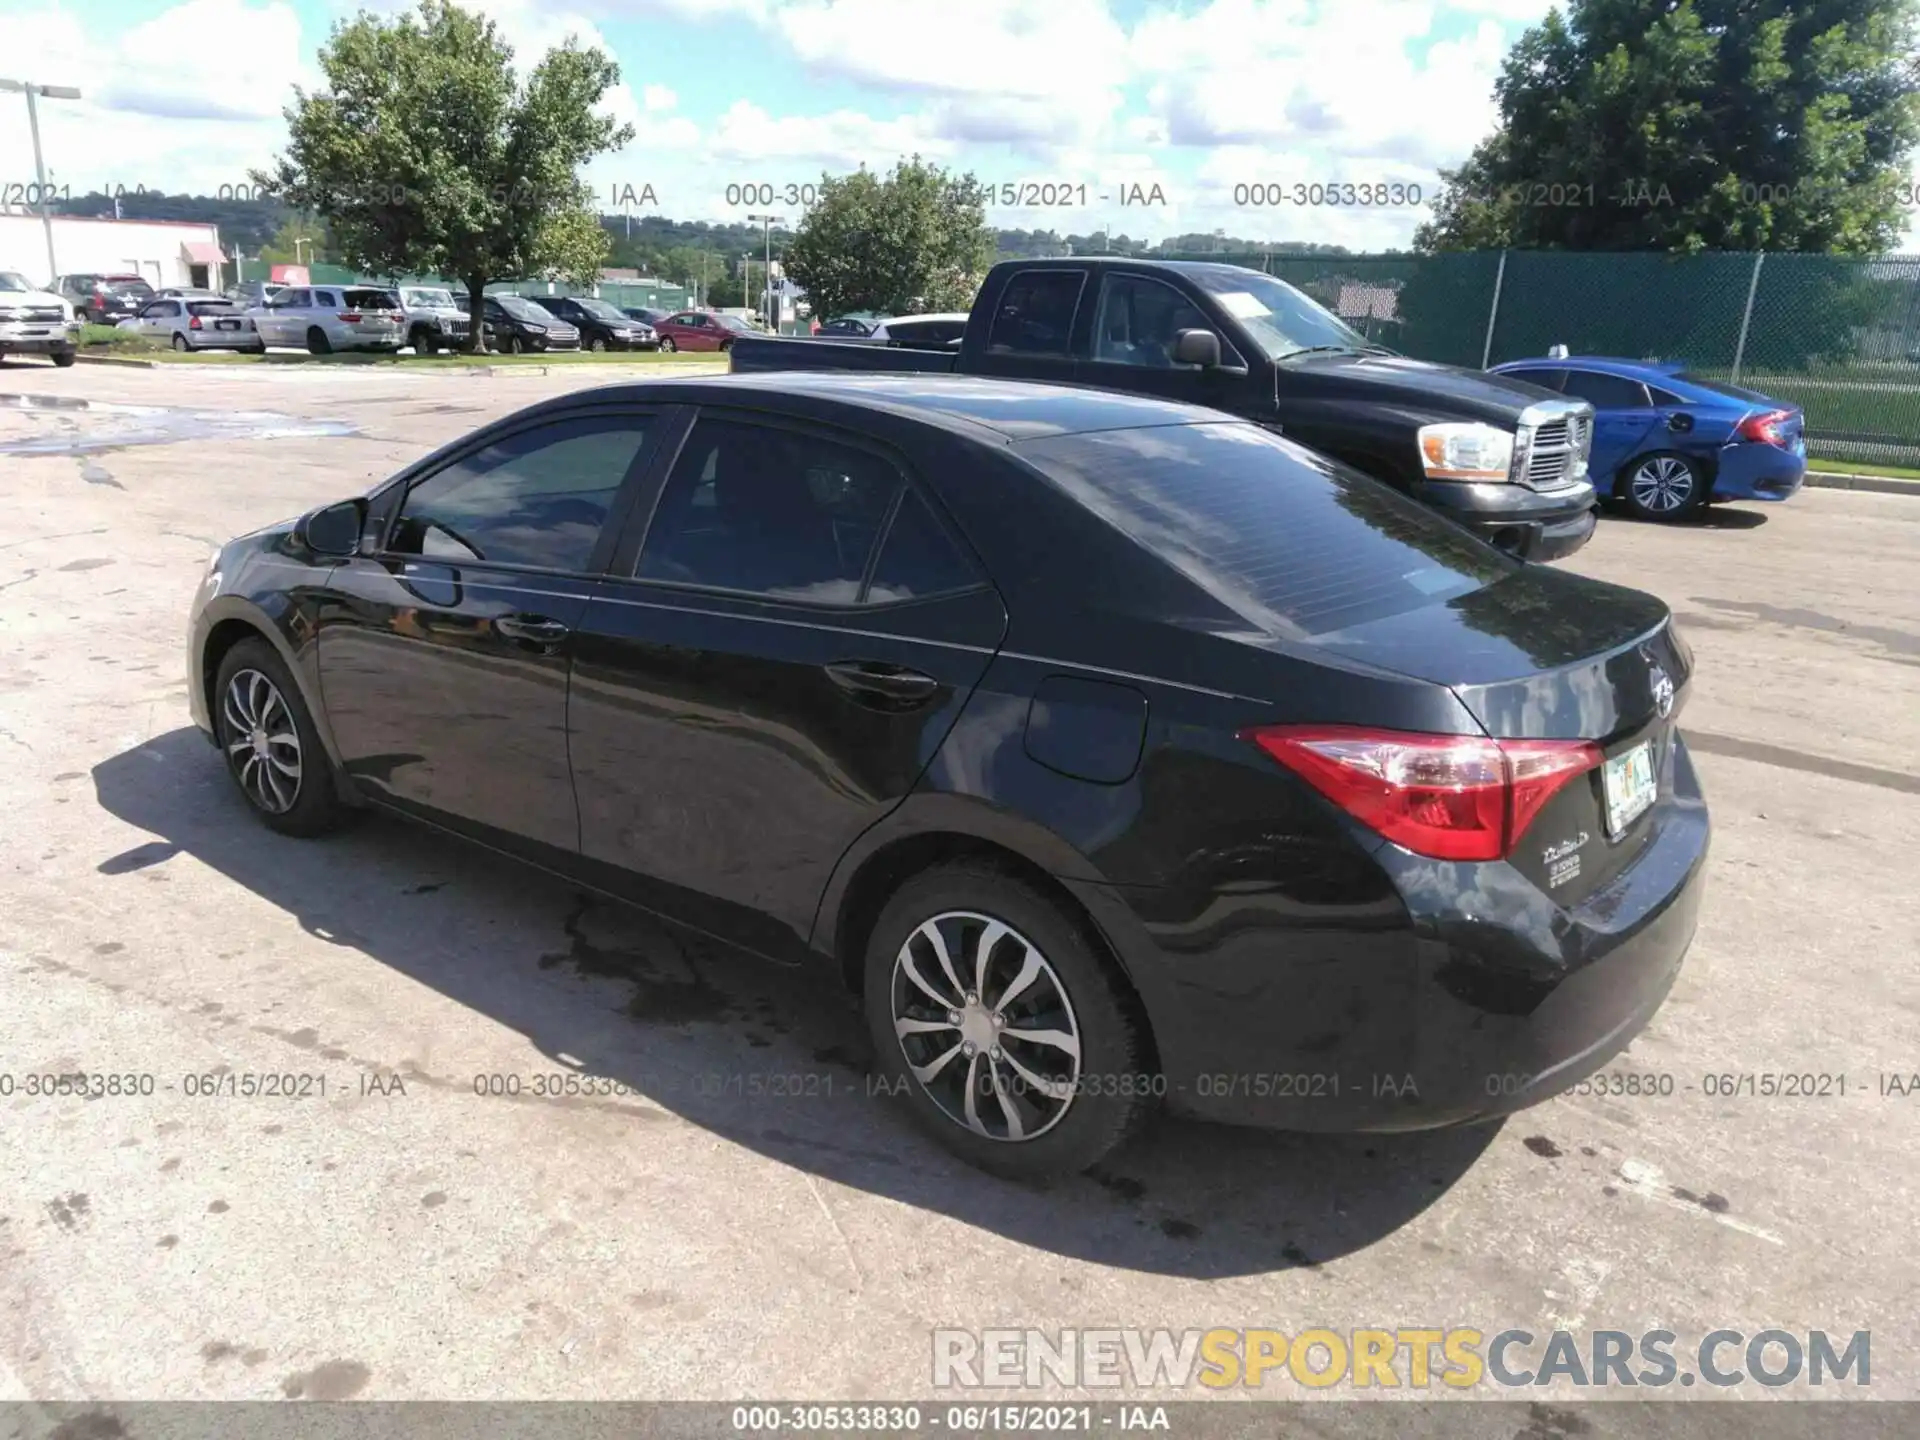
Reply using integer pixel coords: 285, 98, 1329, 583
1560, 371, 1652, 409
1501, 367, 1566, 391
986, 270, 1085, 356
1016, 422, 1515, 637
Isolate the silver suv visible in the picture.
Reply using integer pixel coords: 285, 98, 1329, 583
249, 285, 404, 355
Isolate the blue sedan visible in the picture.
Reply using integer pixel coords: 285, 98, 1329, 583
1490, 356, 1806, 521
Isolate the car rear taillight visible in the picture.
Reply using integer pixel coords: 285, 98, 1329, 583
1243, 725, 1603, 862
339, 312, 361, 323
189, 315, 202, 329
1736, 408, 1794, 446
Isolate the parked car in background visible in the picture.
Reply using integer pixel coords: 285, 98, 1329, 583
868, 313, 971, 349
187, 372, 1705, 1179
622, 306, 671, 328
121, 295, 263, 353
155, 287, 223, 301
816, 315, 877, 337
394, 287, 470, 355
57, 273, 156, 327
732, 258, 1601, 561
539, 296, 658, 351
0, 269, 79, 366
227, 280, 286, 308
652, 310, 756, 353
455, 294, 581, 354
249, 285, 404, 355
1491, 356, 1806, 520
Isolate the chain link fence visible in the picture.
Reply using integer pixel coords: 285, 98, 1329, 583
1162, 250, 1920, 468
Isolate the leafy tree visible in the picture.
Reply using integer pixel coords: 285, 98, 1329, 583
253, 0, 633, 349
257, 215, 328, 266
784, 157, 995, 319
1418, 0, 1920, 254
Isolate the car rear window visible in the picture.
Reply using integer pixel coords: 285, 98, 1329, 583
1016, 421, 1516, 637
1672, 372, 1779, 404
345, 288, 397, 309
186, 301, 237, 316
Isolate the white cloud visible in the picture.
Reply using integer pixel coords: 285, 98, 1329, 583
642, 83, 678, 111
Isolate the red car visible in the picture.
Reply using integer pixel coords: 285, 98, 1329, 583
652, 310, 757, 353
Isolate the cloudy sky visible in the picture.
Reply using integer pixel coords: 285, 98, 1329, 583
5, 0, 1917, 252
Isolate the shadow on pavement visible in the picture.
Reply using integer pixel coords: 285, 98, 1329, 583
91, 726, 1498, 1281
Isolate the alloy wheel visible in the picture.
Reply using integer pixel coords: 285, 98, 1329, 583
221, 668, 302, 814
890, 911, 1082, 1142
1629, 455, 1695, 514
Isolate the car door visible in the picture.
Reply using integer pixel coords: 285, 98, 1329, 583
268, 288, 311, 345
1074, 271, 1261, 415
314, 406, 665, 860
1559, 369, 1660, 481
566, 408, 1008, 961
139, 300, 179, 337
976, 268, 1088, 384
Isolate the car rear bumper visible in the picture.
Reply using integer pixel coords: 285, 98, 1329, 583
1066, 734, 1709, 1132
1712, 441, 1806, 501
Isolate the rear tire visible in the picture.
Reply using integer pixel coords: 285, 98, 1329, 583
862, 862, 1152, 1180
306, 327, 332, 356
1619, 451, 1704, 521
507, 335, 526, 355
52, 350, 77, 368
172, 333, 190, 351
212, 638, 348, 838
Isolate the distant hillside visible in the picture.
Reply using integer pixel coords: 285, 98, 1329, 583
51, 191, 288, 252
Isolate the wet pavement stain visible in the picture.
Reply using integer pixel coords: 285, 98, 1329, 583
58, 558, 114, 571
0, 392, 359, 456
78, 460, 121, 488
281, 1359, 372, 1400
1671, 1186, 1731, 1214
1523, 1135, 1564, 1158
46, 1193, 90, 1230
538, 895, 733, 1024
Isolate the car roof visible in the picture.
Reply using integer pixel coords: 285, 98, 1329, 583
1495, 355, 1686, 379
532, 371, 1238, 443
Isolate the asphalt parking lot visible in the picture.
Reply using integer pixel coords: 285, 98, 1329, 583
1, 360, 1916, 1410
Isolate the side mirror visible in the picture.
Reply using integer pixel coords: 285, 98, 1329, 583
1172, 328, 1221, 367
1666, 411, 1694, 433
295, 498, 367, 558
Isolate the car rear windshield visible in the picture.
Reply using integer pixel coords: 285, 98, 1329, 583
1672, 372, 1782, 405
1017, 421, 1515, 637
186, 301, 238, 315
109, 278, 154, 294
344, 288, 398, 309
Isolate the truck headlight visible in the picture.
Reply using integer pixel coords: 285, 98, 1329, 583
1417, 422, 1515, 482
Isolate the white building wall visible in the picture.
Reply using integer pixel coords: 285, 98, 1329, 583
0, 213, 220, 289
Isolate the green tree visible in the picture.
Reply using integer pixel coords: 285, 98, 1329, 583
257, 215, 328, 266
783, 157, 995, 319
252, 0, 633, 350
1417, 0, 1920, 254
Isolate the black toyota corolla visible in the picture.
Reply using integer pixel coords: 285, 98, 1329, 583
188, 373, 1708, 1178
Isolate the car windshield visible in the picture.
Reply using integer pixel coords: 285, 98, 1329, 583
109, 278, 154, 295
403, 289, 455, 308
575, 298, 628, 322
1017, 420, 1513, 638
1182, 266, 1378, 361
0, 272, 33, 292
498, 297, 553, 320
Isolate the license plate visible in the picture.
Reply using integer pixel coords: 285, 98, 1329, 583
1603, 741, 1658, 836
216, 319, 240, 330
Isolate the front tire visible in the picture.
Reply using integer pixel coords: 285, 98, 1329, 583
1620, 451, 1704, 521
51, 349, 77, 368
863, 862, 1152, 1180
507, 335, 526, 355
659, 336, 675, 353
212, 638, 347, 837
589, 336, 607, 352
411, 327, 436, 355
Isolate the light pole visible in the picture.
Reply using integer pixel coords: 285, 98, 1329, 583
741, 253, 751, 319
746, 213, 783, 330
1, 78, 83, 286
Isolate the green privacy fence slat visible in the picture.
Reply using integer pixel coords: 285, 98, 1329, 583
1158, 249, 1920, 466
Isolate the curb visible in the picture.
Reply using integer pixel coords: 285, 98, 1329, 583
74, 352, 162, 369
1805, 471, 1920, 496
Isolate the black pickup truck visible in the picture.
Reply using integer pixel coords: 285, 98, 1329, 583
731, 257, 1599, 560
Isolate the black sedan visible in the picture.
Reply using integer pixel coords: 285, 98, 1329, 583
187, 374, 1708, 1179
540, 295, 660, 351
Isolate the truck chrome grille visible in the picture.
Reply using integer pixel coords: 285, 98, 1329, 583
21, 307, 64, 323
1515, 409, 1591, 490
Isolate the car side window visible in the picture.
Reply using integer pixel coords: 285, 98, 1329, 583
314, 290, 339, 309
864, 489, 982, 602
280, 289, 311, 308
141, 301, 173, 318
386, 413, 654, 572
1090, 274, 1217, 370
1503, 367, 1566, 391
1647, 385, 1684, 407
986, 270, 1085, 356
1560, 370, 1652, 409
636, 417, 903, 604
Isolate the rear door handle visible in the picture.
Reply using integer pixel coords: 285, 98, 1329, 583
495, 613, 571, 645
824, 660, 940, 706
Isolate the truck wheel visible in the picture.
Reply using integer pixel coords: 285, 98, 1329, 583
306, 327, 332, 356
1620, 452, 1704, 521
52, 349, 77, 368
411, 327, 435, 355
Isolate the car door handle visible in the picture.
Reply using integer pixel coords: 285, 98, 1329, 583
824, 661, 940, 705
495, 613, 570, 645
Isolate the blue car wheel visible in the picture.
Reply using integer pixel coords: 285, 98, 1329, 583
1622, 452, 1703, 521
